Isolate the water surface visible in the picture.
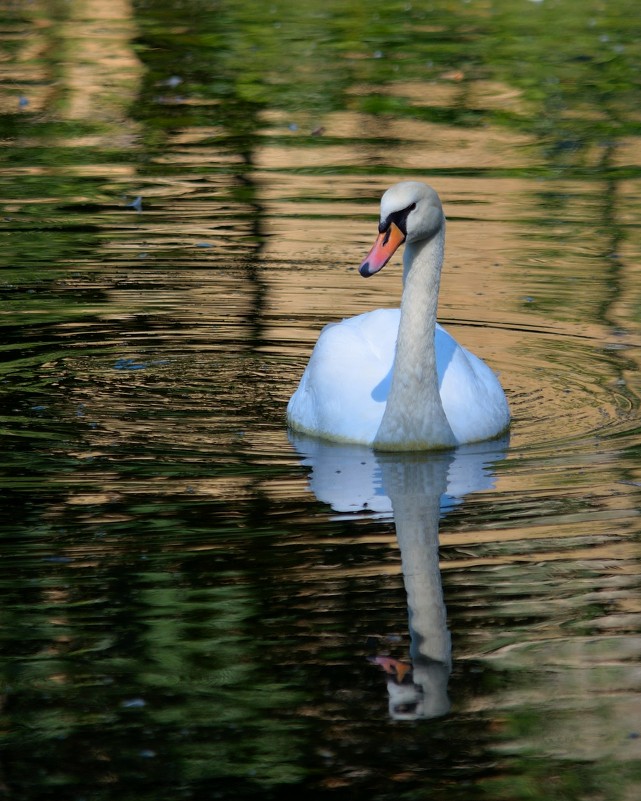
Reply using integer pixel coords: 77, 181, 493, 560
1, 1, 641, 799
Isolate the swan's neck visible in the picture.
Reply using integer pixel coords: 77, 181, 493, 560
374, 226, 456, 451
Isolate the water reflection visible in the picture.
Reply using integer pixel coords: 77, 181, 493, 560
3, 0, 641, 797
291, 434, 508, 720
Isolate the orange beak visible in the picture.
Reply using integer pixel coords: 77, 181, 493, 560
359, 221, 406, 277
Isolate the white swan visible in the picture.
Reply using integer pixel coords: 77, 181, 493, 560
287, 181, 510, 451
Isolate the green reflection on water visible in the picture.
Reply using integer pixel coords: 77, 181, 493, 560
1, 0, 641, 799
1, 569, 307, 792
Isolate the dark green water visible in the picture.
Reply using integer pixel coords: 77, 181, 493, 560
1, 1, 641, 799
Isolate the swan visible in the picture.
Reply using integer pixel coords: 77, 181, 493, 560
287, 181, 510, 451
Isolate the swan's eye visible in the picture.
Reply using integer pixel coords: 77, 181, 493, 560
379, 202, 417, 235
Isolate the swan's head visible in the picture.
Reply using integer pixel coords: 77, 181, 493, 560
359, 181, 444, 277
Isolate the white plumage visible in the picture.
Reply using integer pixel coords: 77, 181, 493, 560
287, 181, 510, 451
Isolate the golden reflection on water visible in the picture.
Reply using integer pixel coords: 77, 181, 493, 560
3, 1, 641, 797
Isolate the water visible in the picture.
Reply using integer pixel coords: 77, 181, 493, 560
1, 1, 641, 799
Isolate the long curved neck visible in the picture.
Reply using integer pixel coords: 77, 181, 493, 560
374, 226, 456, 451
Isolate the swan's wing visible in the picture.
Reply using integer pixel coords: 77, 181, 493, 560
435, 324, 510, 443
287, 309, 399, 445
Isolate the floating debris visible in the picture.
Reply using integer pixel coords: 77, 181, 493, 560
113, 358, 169, 371
113, 358, 147, 371
121, 698, 146, 709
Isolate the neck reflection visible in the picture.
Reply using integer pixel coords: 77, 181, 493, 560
290, 434, 508, 721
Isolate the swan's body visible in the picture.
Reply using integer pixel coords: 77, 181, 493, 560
287, 181, 510, 451
289, 309, 508, 447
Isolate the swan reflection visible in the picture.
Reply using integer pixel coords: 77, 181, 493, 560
290, 434, 508, 720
